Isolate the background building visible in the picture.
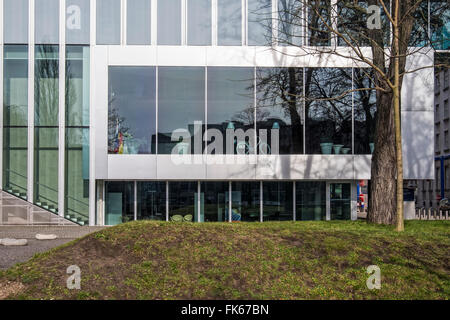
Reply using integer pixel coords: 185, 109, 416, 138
416, 54, 450, 208
0, 0, 447, 226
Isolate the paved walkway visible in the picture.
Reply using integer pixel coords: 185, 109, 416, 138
0, 226, 107, 270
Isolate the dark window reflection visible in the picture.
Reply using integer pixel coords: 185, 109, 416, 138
105, 181, 134, 225
158, 67, 205, 155
409, 1, 429, 47
337, 1, 391, 47
207, 67, 254, 154
263, 182, 293, 221
277, 0, 302, 46
256, 67, 304, 154
354, 69, 376, 155
296, 181, 326, 220
108, 66, 156, 154
232, 181, 260, 222
308, 0, 331, 46
169, 181, 198, 222
305, 68, 352, 155
430, 1, 450, 50
330, 183, 351, 220
200, 182, 229, 222
248, 0, 272, 46
137, 181, 166, 221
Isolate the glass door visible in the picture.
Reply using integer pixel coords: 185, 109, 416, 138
330, 183, 351, 220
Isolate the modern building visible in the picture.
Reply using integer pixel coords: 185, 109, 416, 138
0, 0, 446, 226
416, 58, 450, 208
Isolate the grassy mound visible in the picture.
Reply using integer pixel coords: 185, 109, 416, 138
1, 220, 449, 300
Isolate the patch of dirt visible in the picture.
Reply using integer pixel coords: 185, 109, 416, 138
0, 281, 25, 299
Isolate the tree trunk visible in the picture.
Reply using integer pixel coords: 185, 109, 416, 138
367, 90, 397, 224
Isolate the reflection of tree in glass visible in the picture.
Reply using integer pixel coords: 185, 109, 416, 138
255, 67, 304, 153
107, 95, 130, 154
35, 45, 59, 126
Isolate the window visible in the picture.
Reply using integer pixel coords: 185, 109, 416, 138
308, 0, 331, 46
35, 0, 59, 44
207, 67, 254, 154
127, 0, 151, 45
3, 45, 28, 197
256, 67, 304, 154
187, 0, 212, 45
105, 181, 134, 225
296, 182, 326, 220
430, 0, 450, 50
96, 0, 121, 45
354, 69, 377, 154
66, 0, 90, 45
248, 0, 272, 46
232, 182, 260, 222
108, 67, 157, 154
65, 46, 90, 223
445, 100, 449, 119
263, 182, 293, 221
34, 45, 59, 210
305, 68, 353, 154
157, 0, 181, 45
200, 182, 229, 222
137, 182, 166, 220
436, 133, 440, 152
158, 67, 204, 154
330, 183, 351, 220
217, 0, 242, 45
168, 182, 198, 221
277, 0, 302, 46
3, 0, 28, 44
445, 130, 449, 150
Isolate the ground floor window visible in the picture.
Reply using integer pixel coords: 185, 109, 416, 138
101, 180, 354, 225
105, 181, 134, 225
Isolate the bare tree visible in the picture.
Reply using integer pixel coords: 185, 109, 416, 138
254, 0, 450, 230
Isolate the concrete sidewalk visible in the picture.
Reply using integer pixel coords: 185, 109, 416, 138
0, 226, 107, 270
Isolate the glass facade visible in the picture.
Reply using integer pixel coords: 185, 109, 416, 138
96, 0, 121, 45
105, 181, 134, 225
256, 67, 304, 154
65, 46, 90, 223
308, 0, 331, 46
66, 0, 90, 45
305, 68, 353, 155
158, 67, 205, 154
104, 66, 377, 156
3, 46, 28, 197
218, 0, 242, 45
263, 182, 293, 221
187, 0, 212, 46
248, 0, 272, 46
232, 181, 260, 222
3, 0, 28, 44
109, 66, 156, 154
35, 0, 59, 44
168, 181, 198, 222
137, 181, 166, 221
354, 69, 376, 155
158, 0, 181, 45
34, 45, 59, 210
200, 182, 229, 222
330, 183, 351, 220
127, 0, 151, 45
100, 180, 356, 224
207, 67, 254, 154
296, 182, 326, 220
277, 0, 302, 46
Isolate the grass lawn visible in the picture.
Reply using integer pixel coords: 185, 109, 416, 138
0, 220, 449, 300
